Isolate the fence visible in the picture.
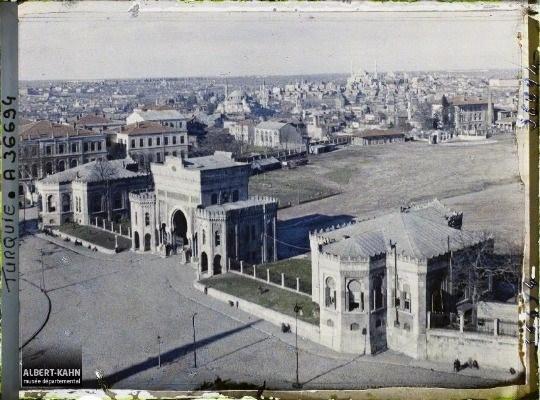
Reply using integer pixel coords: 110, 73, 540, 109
427, 311, 518, 337
91, 216, 132, 239
228, 259, 311, 297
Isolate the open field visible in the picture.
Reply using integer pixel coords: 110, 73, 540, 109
200, 273, 319, 325
251, 137, 524, 257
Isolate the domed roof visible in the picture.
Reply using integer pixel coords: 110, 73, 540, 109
228, 89, 246, 100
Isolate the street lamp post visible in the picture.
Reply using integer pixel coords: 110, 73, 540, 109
157, 335, 162, 368
292, 303, 302, 389
192, 313, 198, 368
40, 249, 45, 292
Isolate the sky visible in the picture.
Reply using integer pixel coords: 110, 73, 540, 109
18, 1, 523, 81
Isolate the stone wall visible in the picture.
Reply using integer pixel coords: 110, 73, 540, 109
426, 328, 522, 371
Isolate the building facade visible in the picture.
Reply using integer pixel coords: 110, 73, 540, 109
19, 120, 108, 203
451, 96, 493, 137
253, 120, 304, 149
115, 121, 189, 170
309, 200, 492, 357
129, 152, 278, 276
36, 158, 147, 226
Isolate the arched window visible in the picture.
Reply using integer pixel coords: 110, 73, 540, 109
113, 192, 123, 210
70, 159, 78, 168
215, 230, 221, 246
347, 280, 363, 312
326, 319, 334, 327
57, 160, 65, 172
350, 323, 360, 331
211, 193, 218, 205
232, 190, 239, 202
47, 195, 56, 212
45, 162, 53, 175
221, 192, 229, 203
145, 212, 150, 226
325, 277, 336, 309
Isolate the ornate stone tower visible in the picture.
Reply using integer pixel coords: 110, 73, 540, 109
129, 191, 157, 253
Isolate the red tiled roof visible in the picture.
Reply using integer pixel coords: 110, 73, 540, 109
20, 120, 100, 140
75, 114, 112, 126
120, 121, 180, 136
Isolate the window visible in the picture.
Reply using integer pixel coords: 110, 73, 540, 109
211, 193, 218, 205
376, 319, 382, 328
90, 194, 102, 213
145, 212, 150, 226
31, 164, 38, 178
325, 277, 336, 308
202, 230, 206, 245
91, 142, 95, 151
350, 323, 360, 331
232, 190, 239, 202
135, 212, 138, 225
57, 160, 65, 172
71, 143, 78, 153
222, 192, 229, 203
131, 139, 136, 148
251, 225, 256, 240
148, 138, 153, 147
164, 136, 169, 145
70, 159, 78, 168
172, 151, 177, 157
327, 319, 334, 327
113, 192, 123, 210
403, 286, 411, 311
139, 138, 144, 147
45, 162, 53, 175
47, 195, 56, 212
58, 144, 64, 154
157, 153, 161, 163
373, 275, 384, 310
157, 137, 161, 146
98, 142, 102, 151
180, 136, 185, 144
173, 136, 177, 145
347, 280, 362, 312
215, 231, 221, 246
46, 145, 52, 155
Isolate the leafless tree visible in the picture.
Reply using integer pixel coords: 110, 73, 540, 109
90, 160, 117, 221
452, 231, 521, 306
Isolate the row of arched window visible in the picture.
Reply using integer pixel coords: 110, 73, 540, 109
324, 276, 385, 312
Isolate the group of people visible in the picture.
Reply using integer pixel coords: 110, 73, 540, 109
453, 358, 479, 372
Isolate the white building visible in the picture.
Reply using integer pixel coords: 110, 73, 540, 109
127, 108, 191, 131
115, 121, 189, 170
253, 121, 304, 149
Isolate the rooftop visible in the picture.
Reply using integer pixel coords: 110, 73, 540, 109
120, 121, 180, 136
452, 96, 489, 106
202, 196, 277, 212
75, 113, 114, 126
40, 158, 143, 184
21, 120, 99, 140
318, 200, 487, 261
182, 151, 247, 171
256, 120, 290, 130
132, 108, 190, 121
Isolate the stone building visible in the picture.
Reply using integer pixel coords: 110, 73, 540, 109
115, 121, 189, 170
36, 158, 148, 226
127, 108, 191, 131
351, 129, 405, 146
253, 120, 304, 149
228, 120, 256, 145
451, 96, 493, 138
309, 200, 491, 357
217, 89, 252, 116
19, 120, 108, 204
129, 151, 278, 276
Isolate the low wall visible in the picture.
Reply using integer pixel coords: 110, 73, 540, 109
426, 328, 522, 371
51, 229, 117, 255
194, 281, 320, 343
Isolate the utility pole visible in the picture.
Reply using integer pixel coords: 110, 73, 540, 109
40, 248, 45, 292
390, 240, 398, 325
192, 313, 198, 368
292, 303, 302, 389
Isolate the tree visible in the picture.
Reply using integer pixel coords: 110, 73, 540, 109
451, 232, 521, 307
90, 160, 117, 221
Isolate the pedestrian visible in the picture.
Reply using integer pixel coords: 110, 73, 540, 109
453, 359, 461, 372
472, 360, 479, 369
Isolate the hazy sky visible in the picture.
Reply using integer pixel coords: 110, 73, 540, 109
19, 1, 522, 81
